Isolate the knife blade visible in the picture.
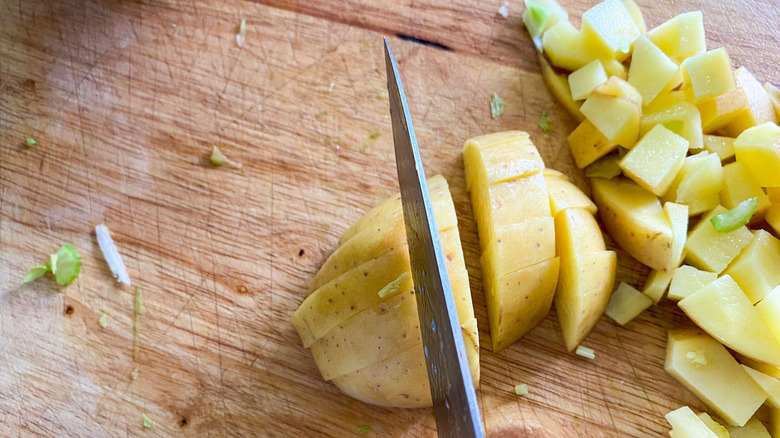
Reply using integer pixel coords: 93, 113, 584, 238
383, 37, 485, 438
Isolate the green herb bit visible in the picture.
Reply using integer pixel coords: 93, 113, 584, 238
514, 383, 529, 396
575, 345, 595, 360
523, 0, 551, 38
538, 111, 552, 132
142, 413, 156, 430
98, 313, 108, 328
711, 197, 757, 233
586, 155, 622, 179
25, 137, 37, 148
211, 145, 227, 166
236, 19, 246, 47
22, 244, 81, 286
355, 425, 371, 435
22, 266, 49, 283
368, 132, 381, 140
321, 109, 328, 116
377, 272, 410, 298
490, 92, 505, 119
238, 19, 246, 36
662, 120, 684, 135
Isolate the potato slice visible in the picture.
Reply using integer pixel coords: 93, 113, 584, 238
640, 99, 703, 151
463, 131, 543, 190
481, 218, 556, 283
568, 119, 618, 168
581, 77, 642, 148
702, 135, 735, 161
581, 0, 640, 61
605, 282, 652, 325
684, 206, 753, 274
678, 275, 780, 367
697, 413, 729, 438
723, 229, 780, 304
663, 151, 722, 216
665, 330, 766, 427
641, 269, 673, 304
665, 406, 719, 438
592, 177, 675, 271
756, 286, 780, 347
628, 35, 678, 105
741, 365, 780, 409
664, 202, 688, 267
544, 174, 597, 214
667, 265, 717, 301
569, 60, 607, 101
331, 318, 479, 408
542, 20, 595, 71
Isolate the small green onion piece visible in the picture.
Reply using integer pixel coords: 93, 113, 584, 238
685, 350, 707, 367
711, 197, 757, 233
53, 244, 81, 286
368, 132, 381, 140
355, 425, 371, 435
210, 145, 227, 166
586, 155, 622, 179
662, 120, 684, 135
142, 413, 156, 429
575, 345, 595, 360
514, 383, 529, 396
25, 137, 37, 148
238, 19, 246, 36
98, 313, 108, 328
321, 109, 328, 116
523, 0, 551, 38
538, 111, 552, 132
378, 272, 409, 298
131, 368, 138, 380
490, 92, 505, 119
22, 265, 49, 284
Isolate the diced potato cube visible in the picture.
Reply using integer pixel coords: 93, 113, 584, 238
720, 162, 771, 220
702, 135, 735, 161
698, 83, 750, 133
592, 177, 675, 271
602, 58, 628, 80
641, 100, 703, 150
723, 67, 780, 137
664, 202, 689, 267
742, 365, 780, 409
538, 54, 585, 122
665, 406, 719, 438
605, 282, 651, 325
647, 11, 705, 63
681, 48, 735, 102
542, 21, 595, 71
522, 0, 569, 41
568, 119, 619, 169
463, 131, 543, 190
667, 265, 717, 301
581, 0, 640, 60
641, 269, 673, 304
766, 82, 780, 120
665, 330, 767, 427
734, 122, 780, 187
581, 77, 642, 148
664, 151, 723, 216
756, 286, 780, 347
569, 60, 607, 101
629, 35, 680, 105
726, 417, 772, 438
545, 174, 597, 214
619, 124, 688, 196
554, 208, 606, 255
679, 275, 780, 367
723, 229, 780, 304
620, 0, 645, 33
684, 206, 753, 273
697, 413, 729, 438
482, 217, 556, 282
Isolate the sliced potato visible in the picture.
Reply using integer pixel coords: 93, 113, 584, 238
481, 217, 556, 282
605, 282, 651, 325
726, 417, 772, 438
664, 202, 689, 267
665, 406, 719, 438
756, 286, 780, 347
719, 162, 771, 221
463, 131, 543, 190
568, 119, 618, 168
684, 206, 753, 274
741, 365, 780, 409
628, 35, 679, 105
581, 0, 641, 61
544, 174, 597, 214
641, 269, 673, 304
701, 135, 735, 161
569, 59, 608, 101
681, 48, 735, 103
723, 229, 780, 304
667, 265, 717, 301
619, 124, 688, 196
581, 77, 642, 148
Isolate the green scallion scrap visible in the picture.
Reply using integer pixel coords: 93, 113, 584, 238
377, 273, 410, 298
490, 93, 505, 119
538, 111, 552, 132
711, 197, 757, 233
514, 383, 529, 396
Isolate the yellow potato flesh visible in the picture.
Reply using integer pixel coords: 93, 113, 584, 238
542, 20, 596, 71
646, 11, 705, 63
741, 365, 780, 409
581, 77, 642, 148
667, 265, 717, 301
605, 282, 651, 325
628, 35, 678, 105
726, 417, 772, 438
664, 202, 689, 267
698, 83, 750, 133
554, 207, 606, 255
481, 217, 556, 282
538, 54, 585, 122
684, 206, 753, 274
681, 48, 736, 103
569, 59, 607, 101
697, 413, 729, 438
544, 174, 597, 214
756, 286, 780, 348
678, 275, 780, 367
567, 119, 618, 168
766, 82, 780, 119
641, 100, 703, 151
665, 330, 766, 427
620, 0, 645, 33
722, 67, 779, 137
719, 162, 771, 221
665, 406, 719, 438
664, 151, 722, 216
733, 122, 780, 187
463, 131, 543, 190
619, 124, 689, 196
581, 0, 640, 61
641, 269, 673, 304
592, 177, 675, 272
702, 135, 735, 161
723, 229, 780, 304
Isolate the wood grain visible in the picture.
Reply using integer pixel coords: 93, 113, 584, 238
0, 0, 777, 436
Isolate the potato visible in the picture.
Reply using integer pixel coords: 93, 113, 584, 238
641, 269, 673, 304
619, 124, 688, 196
667, 265, 717, 301
538, 54, 585, 122
554, 207, 606, 255
592, 177, 675, 271
663, 151, 722, 216
678, 275, 780, 367
646, 11, 706, 63
542, 20, 595, 71
664, 202, 689, 267
640, 99, 703, 151
681, 48, 736, 102
723, 229, 780, 304
733, 122, 780, 187
568, 119, 618, 168
720, 162, 771, 220
698, 82, 750, 133
581, 77, 642, 148
569, 59, 607, 101
702, 135, 735, 161
581, 0, 641, 61
602, 58, 628, 80
741, 365, 780, 409
463, 131, 543, 190
766, 82, 780, 119
773, 409, 780, 438
628, 35, 679, 105
756, 286, 780, 347
684, 206, 753, 273
620, 0, 645, 33
544, 174, 597, 214
331, 318, 479, 408
665, 406, 719, 438
727, 417, 772, 438
665, 330, 766, 427
605, 282, 651, 325
522, 0, 569, 43
464, 131, 559, 351
294, 227, 466, 347
722, 67, 779, 137
697, 413, 729, 438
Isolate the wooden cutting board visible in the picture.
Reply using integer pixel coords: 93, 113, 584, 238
1, 0, 778, 436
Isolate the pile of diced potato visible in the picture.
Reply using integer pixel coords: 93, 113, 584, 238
525, 0, 780, 434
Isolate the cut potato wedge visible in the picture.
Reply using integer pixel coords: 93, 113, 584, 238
605, 282, 651, 325
544, 174, 597, 214
721, 67, 779, 137
568, 119, 618, 168
667, 265, 717, 301
665, 406, 719, 438
741, 365, 780, 409
641, 269, 673, 304
646, 11, 705, 63
723, 229, 780, 304
684, 206, 753, 273
538, 54, 585, 122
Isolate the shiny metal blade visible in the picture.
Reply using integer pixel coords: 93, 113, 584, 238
383, 37, 484, 438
